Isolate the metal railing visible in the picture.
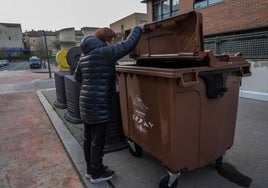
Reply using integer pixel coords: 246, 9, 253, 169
204, 31, 268, 59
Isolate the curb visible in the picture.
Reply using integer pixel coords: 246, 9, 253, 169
240, 90, 268, 101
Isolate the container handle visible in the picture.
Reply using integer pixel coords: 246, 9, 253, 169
240, 66, 251, 77
180, 72, 199, 87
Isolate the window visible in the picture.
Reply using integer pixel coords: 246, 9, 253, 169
195, 0, 223, 9
171, 0, 179, 16
153, 0, 179, 21
8, 37, 11, 40
139, 20, 147, 24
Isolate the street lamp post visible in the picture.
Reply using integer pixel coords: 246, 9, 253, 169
43, 30, 52, 78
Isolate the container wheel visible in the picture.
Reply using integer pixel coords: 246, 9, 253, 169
159, 175, 178, 188
129, 142, 143, 157
215, 156, 223, 172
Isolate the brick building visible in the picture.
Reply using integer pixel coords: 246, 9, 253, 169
142, 0, 268, 58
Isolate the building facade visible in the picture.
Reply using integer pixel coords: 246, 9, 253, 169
142, 0, 268, 58
24, 30, 58, 58
24, 27, 100, 58
1, 12, 146, 61
0, 23, 25, 60
110, 13, 147, 40
81, 27, 100, 38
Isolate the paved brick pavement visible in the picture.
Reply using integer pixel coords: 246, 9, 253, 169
0, 70, 84, 188
0, 91, 84, 188
0, 70, 55, 94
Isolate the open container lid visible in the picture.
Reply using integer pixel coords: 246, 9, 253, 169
127, 11, 204, 60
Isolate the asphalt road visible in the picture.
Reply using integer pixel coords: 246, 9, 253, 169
0, 61, 31, 71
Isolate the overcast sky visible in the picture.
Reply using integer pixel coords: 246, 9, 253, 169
0, 0, 146, 32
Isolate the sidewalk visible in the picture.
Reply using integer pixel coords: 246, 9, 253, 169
40, 88, 268, 188
0, 70, 268, 187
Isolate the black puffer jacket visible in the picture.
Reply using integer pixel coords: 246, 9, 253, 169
74, 26, 142, 124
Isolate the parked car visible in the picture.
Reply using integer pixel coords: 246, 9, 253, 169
0, 60, 9, 66
29, 56, 42, 69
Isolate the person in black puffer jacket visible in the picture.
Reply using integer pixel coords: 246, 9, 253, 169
74, 25, 143, 184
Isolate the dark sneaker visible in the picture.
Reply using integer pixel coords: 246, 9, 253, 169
85, 173, 91, 179
85, 165, 109, 179
90, 169, 115, 184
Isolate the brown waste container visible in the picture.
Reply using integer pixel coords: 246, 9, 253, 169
116, 11, 251, 187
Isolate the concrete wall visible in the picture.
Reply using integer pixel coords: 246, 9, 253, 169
110, 13, 147, 36
81, 27, 99, 37
59, 28, 76, 50
0, 23, 23, 49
